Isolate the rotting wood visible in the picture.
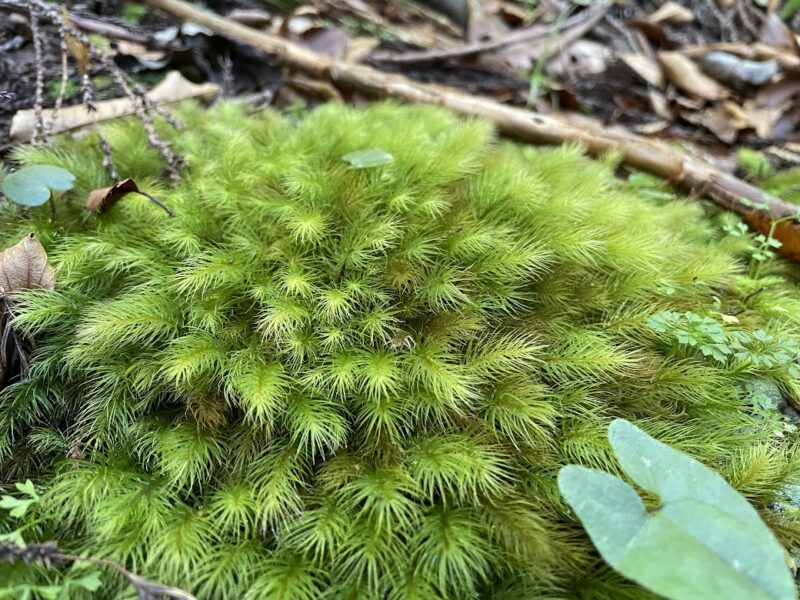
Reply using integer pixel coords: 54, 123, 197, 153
143, 0, 800, 262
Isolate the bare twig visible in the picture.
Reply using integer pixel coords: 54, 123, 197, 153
0, 540, 196, 600
26, 0, 45, 143
43, 12, 69, 138
369, 1, 611, 64
99, 137, 119, 181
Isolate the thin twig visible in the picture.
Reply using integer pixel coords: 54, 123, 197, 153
43, 13, 69, 138
99, 137, 119, 181
52, 552, 197, 600
134, 190, 175, 217
26, 0, 45, 143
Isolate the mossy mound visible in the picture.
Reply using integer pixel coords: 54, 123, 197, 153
2, 102, 800, 598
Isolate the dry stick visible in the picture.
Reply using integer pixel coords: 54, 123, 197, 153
44, 15, 69, 138
26, 0, 45, 143
145, 0, 800, 262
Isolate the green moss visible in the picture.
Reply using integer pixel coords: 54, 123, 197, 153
2, 102, 800, 598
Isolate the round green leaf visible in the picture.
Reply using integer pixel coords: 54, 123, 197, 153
342, 148, 394, 169
560, 420, 798, 600
1, 165, 75, 207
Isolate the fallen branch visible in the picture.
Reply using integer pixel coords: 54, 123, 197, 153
143, 0, 800, 262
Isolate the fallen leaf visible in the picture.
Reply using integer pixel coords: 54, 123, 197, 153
742, 99, 784, 139
644, 2, 694, 25
620, 53, 665, 88
86, 179, 174, 216
225, 8, 273, 29
344, 36, 379, 63
648, 90, 672, 119
302, 27, 351, 61
699, 51, 779, 88
771, 105, 800, 139
548, 40, 610, 78
759, 12, 795, 48
634, 120, 671, 135
466, 0, 508, 44
658, 51, 728, 100
86, 178, 141, 213
0, 234, 56, 297
683, 101, 747, 144
628, 3, 693, 46
756, 74, 800, 108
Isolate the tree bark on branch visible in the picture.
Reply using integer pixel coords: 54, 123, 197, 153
145, 0, 800, 262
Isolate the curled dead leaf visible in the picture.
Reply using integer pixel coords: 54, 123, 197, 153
658, 51, 728, 101
86, 178, 139, 213
86, 179, 175, 217
0, 233, 56, 297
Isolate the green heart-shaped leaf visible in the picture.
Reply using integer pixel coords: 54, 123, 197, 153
1, 165, 75, 207
558, 419, 797, 600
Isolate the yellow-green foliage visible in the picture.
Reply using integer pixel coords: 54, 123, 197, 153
2, 102, 800, 598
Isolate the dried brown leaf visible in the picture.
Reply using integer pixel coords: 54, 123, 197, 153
225, 8, 273, 29
759, 12, 796, 48
756, 75, 800, 108
86, 179, 175, 217
86, 178, 140, 213
742, 99, 784, 139
344, 36, 379, 63
548, 40, 610, 78
645, 2, 694, 25
620, 53, 665, 88
0, 234, 55, 297
302, 27, 351, 61
648, 90, 672, 119
658, 51, 728, 100
683, 101, 747, 143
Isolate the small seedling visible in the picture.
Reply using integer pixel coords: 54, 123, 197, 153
1, 165, 75, 220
